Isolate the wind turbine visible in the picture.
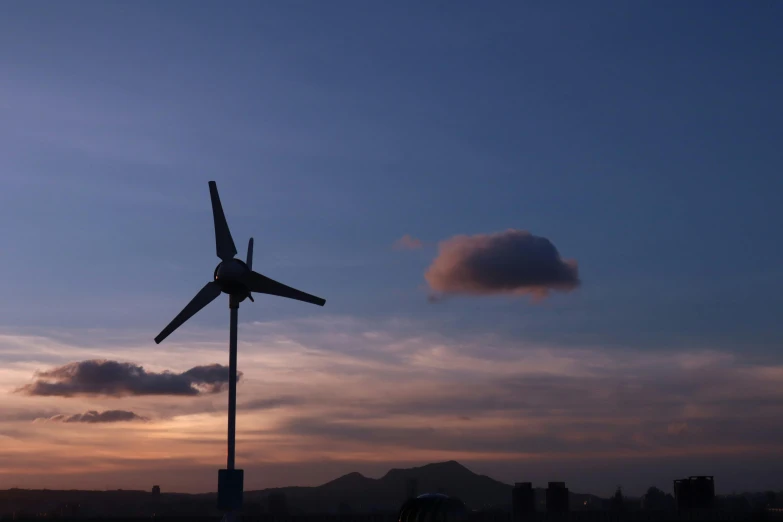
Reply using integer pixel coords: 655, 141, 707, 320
154, 181, 325, 518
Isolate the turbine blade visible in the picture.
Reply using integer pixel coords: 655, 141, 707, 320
209, 181, 237, 261
154, 282, 223, 344
245, 271, 325, 307
246, 237, 254, 271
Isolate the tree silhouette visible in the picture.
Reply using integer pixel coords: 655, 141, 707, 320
643, 486, 669, 511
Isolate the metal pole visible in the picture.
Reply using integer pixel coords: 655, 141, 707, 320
227, 295, 239, 470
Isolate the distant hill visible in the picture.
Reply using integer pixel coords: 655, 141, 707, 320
244, 460, 514, 512
244, 460, 601, 513
0, 460, 604, 516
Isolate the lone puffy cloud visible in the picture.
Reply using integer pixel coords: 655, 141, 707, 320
425, 229, 579, 299
37, 410, 149, 423
16, 360, 242, 397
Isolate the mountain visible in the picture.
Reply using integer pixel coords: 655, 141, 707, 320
243, 461, 605, 514
245, 460, 514, 513
320, 471, 376, 493
379, 460, 512, 507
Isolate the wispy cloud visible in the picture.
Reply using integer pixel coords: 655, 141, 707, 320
393, 234, 424, 250
243, 396, 306, 411
2, 318, 783, 492
425, 230, 579, 300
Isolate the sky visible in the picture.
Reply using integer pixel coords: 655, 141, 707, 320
1, 1, 782, 498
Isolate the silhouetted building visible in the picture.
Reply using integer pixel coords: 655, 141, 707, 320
512, 482, 535, 519
690, 476, 715, 509
398, 493, 467, 522
674, 476, 714, 511
546, 482, 569, 513
268, 491, 288, 516
673, 479, 690, 511
406, 478, 418, 500
151, 485, 160, 496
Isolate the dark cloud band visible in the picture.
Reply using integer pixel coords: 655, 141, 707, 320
38, 410, 148, 423
16, 359, 242, 397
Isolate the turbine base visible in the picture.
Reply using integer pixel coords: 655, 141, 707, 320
217, 468, 244, 511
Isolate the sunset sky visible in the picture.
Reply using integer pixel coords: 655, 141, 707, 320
1, 2, 782, 497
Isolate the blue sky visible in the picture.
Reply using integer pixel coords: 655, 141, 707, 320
1, 2, 782, 495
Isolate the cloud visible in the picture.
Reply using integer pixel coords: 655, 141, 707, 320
265, 345, 783, 459
243, 396, 305, 410
0, 408, 61, 422
284, 416, 437, 446
667, 422, 692, 437
424, 229, 579, 299
15, 360, 242, 397
37, 410, 148, 424
393, 234, 424, 250
4, 319, 783, 494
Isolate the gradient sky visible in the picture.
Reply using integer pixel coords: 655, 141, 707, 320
1, 1, 782, 497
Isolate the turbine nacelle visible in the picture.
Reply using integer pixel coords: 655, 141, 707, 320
214, 259, 251, 297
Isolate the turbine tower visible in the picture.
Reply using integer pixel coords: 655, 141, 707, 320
154, 181, 325, 520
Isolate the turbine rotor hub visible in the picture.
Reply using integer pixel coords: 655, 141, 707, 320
214, 259, 250, 297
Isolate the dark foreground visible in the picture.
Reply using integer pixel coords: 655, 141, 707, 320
7, 511, 783, 522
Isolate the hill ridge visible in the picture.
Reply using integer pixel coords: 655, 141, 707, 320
0, 461, 602, 515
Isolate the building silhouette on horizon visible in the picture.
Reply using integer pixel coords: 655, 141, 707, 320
546, 482, 569, 513
674, 476, 715, 511
512, 482, 535, 519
